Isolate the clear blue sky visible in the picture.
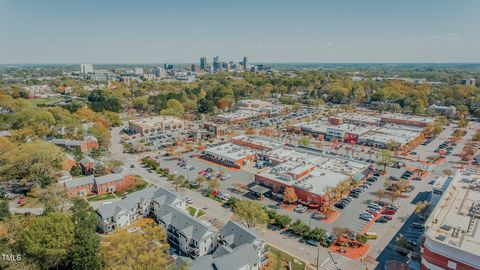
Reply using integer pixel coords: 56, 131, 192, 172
1, 0, 479, 63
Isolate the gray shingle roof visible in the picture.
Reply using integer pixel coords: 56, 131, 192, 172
95, 174, 123, 185
64, 175, 95, 188
80, 156, 95, 167
156, 204, 216, 242
212, 243, 259, 270
51, 138, 82, 146
111, 166, 133, 177
219, 221, 258, 248
96, 187, 157, 219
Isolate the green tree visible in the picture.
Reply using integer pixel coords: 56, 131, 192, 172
297, 136, 310, 146
100, 222, 170, 270
160, 99, 185, 118
377, 149, 393, 172
233, 200, 268, 228
289, 219, 310, 237
274, 215, 292, 229
69, 199, 101, 270
40, 187, 67, 214
22, 212, 75, 268
173, 175, 186, 191
356, 234, 368, 245
207, 178, 220, 194
90, 122, 111, 149
0, 141, 65, 188
0, 198, 10, 221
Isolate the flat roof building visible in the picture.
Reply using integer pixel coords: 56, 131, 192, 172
128, 116, 188, 135
202, 143, 257, 168
421, 169, 480, 270
255, 147, 369, 205
381, 113, 434, 127
232, 135, 283, 151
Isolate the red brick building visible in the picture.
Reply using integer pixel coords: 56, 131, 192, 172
65, 175, 95, 197
62, 154, 77, 171
94, 168, 135, 195
64, 166, 135, 198
51, 135, 99, 153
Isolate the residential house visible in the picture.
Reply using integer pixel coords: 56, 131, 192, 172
65, 175, 95, 197
183, 221, 267, 270
63, 154, 77, 171
79, 156, 104, 174
94, 166, 135, 195
51, 135, 99, 153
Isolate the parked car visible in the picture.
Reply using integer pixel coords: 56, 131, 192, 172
348, 192, 359, 198
326, 233, 336, 244
186, 197, 193, 204
334, 202, 346, 209
382, 209, 396, 215
411, 222, 425, 229
306, 239, 320, 246
359, 213, 374, 221
376, 217, 388, 223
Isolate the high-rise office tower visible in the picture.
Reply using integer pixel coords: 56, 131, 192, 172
200, 57, 207, 70
242, 56, 248, 69
80, 64, 93, 74
213, 56, 220, 71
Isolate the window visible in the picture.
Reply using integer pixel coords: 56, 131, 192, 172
447, 261, 457, 269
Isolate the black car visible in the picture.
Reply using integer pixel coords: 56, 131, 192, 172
348, 192, 359, 198
375, 217, 388, 223
334, 203, 346, 209
373, 172, 381, 177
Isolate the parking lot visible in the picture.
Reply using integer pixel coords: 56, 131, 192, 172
112, 120, 480, 269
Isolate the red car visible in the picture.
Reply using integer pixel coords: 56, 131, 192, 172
17, 197, 28, 205
198, 170, 206, 175
382, 209, 396, 215
381, 215, 393, 221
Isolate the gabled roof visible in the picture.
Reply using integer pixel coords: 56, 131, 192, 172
219, 221, 259, 248
80, 156, 95, 167
156, 204, 216, 242
96, 187, 157, 219
95, 174, 123, 185
152, 187, 183, 206
64, 175, 95, 188
51, 138, 82, 146
212, 243, 260, 270
111, 166, 133, 177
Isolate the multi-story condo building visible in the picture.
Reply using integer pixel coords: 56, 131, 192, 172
96, 187, 267, 268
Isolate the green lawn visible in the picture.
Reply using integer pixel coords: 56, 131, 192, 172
26, 97, 64, 106
87, 193, 116, 202
266, 244, 305, 270
187, 206, 206, 218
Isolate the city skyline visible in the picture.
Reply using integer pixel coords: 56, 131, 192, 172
1, 0, 480, 64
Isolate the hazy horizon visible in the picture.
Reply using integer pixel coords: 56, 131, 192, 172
1, 0, 479, 64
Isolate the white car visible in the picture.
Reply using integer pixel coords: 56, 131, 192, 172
186, 197, 193, 204
359, 214, 373, 221
368, 203, 382, 210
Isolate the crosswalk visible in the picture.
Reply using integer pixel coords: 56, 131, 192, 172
321, 255, 351, 270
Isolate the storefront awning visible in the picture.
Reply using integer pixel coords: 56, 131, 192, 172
248, 185, 271, 195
